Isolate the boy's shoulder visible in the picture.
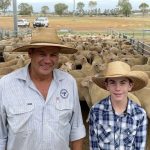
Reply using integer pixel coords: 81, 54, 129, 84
91, 97, 110, 111
129, 99, 147, 116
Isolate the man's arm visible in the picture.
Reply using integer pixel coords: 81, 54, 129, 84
70, 138, 84, 150
0, 81, 7, 150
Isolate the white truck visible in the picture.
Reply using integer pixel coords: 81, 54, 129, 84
33, 17, 49, 28
17, 19, 30, 27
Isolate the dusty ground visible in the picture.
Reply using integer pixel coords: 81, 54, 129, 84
1, 16, 150, 42
1, 16, 150, 31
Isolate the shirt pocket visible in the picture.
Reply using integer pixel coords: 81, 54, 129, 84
95, 124, 113, 148
122, 125, 137, 147
7, 105, 34, 134
55, 102, 73, 126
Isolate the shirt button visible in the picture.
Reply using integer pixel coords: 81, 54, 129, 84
56, 97, 59, 103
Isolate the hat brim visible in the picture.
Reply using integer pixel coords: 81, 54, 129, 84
13, 43, 77, 54
92, 71, 148, 91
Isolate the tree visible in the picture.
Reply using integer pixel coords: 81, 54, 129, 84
139, 2, 149, 16
0, 0, 11, 14
117, 0, 132, 17
76, 2, 85, 16
18, 3, 33, 15
88, 0, 97, 16
41, 6, 49, 16
54, 3, 68, 16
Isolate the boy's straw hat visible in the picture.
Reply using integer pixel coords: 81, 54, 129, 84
92, 61, 148, 91
13, 28, 77, 54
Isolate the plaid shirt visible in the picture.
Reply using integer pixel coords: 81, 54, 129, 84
89, 96, 147, 150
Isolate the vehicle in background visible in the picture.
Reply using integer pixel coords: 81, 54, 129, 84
17, 19, 30, 27
33, 17, 49, 28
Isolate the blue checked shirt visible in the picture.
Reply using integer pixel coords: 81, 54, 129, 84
0, 65, 86, 150
89, 97, 147, 150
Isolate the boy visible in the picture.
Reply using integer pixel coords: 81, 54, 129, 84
89, 61, 148, 150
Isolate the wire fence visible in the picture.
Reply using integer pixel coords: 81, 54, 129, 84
0, 28, 32, 40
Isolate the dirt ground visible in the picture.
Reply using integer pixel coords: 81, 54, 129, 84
1, 16, 150, 31
1, 16, 150, 43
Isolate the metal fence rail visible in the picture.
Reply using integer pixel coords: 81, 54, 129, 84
110, 29, 150, 56
0, 28, 32, 40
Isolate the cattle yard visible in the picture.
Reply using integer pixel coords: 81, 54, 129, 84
0, 16, 150, 150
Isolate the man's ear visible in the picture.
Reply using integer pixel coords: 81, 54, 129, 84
28, 49, 32, 58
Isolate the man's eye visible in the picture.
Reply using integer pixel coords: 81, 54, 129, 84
51, 54, 58, 57
40, 53, 45, 56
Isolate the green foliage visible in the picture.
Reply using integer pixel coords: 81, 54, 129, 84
0, 0, 11, 14
54, 3, 68, 16
77, 2, 85, 12
89, 1, 97, 9
18, 3, 33, 15
76, 2, 85, 16
117, 0, 132, 17
139, 2, 149, 16
41, 6, 49, 15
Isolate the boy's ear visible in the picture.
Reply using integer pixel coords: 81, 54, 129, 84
128, 82, 134, 91
105, 82, 109, 90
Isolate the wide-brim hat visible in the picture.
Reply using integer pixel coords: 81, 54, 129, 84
13, 28, 77, 54
92, 61, 149, 91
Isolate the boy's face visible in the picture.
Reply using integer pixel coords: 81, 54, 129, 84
105, 77, 134, 102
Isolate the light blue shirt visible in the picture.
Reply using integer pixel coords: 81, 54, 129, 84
0, 65, 86, 150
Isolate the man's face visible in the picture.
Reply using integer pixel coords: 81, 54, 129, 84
105, 77, 133, 102
29, 47, 59, 77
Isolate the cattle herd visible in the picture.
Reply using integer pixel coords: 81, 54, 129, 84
0, 30, 150, 149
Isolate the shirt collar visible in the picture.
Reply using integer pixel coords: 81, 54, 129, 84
14, 64, 65, 84
103, 96, 133, 115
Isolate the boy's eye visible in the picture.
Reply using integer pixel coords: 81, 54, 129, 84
120, 80, 127, 84
108, 81, 115, 84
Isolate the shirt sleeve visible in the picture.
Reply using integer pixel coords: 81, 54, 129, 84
89, 108, 99, 150
0, 80, 7, 150
69, 78, 86, 141
133, 111, 147, 150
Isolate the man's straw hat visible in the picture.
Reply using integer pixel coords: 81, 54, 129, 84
13, 28, 77, 54
92, 61, 148, 91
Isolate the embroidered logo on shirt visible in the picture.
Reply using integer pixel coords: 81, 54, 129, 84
60, 89, 69, 99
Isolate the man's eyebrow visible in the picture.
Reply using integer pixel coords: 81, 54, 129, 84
108, 79, 115, 82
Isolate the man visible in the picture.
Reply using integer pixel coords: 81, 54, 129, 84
0, 28, 86, 150
89, 61, 148, 150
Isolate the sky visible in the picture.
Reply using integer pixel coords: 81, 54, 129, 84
11, 0, 150, 12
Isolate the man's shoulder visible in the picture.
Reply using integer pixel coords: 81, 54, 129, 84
54, 69, 75, 81
0, 67, 24, 83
